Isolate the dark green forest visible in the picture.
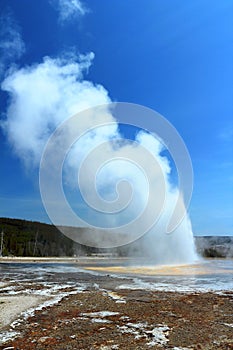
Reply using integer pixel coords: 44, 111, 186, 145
0, 218, 97, 256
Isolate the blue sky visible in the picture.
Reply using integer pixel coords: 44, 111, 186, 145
0, 0, 232, 235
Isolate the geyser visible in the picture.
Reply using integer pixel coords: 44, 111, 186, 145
1, 53, 198, 264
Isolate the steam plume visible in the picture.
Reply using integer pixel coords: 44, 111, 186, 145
1, 53, 197, 264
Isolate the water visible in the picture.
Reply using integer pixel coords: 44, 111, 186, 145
0, 258, 232, 293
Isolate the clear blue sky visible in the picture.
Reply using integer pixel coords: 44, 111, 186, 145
0, 0, 232, 235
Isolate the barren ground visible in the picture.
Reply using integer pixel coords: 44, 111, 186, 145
1, 287, 233, 349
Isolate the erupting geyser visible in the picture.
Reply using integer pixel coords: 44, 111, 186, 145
2, 53, 197, 265
40, 103, 198, 265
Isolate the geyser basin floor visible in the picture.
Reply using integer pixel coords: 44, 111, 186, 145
1, 261, 233, 349
1, 277, 233, 349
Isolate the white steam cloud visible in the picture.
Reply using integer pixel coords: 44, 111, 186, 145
1, 51, 197, 263
1, 52, 111, 166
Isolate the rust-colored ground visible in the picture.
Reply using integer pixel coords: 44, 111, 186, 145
1, 288, 233, 350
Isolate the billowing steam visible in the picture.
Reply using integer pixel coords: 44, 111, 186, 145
1, 52, 197, 264
1, 53, 110, 166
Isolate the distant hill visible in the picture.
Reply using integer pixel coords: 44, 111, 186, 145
0, 217, 98, 257
0, 217, 232, 257
195, 236, 233, 258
